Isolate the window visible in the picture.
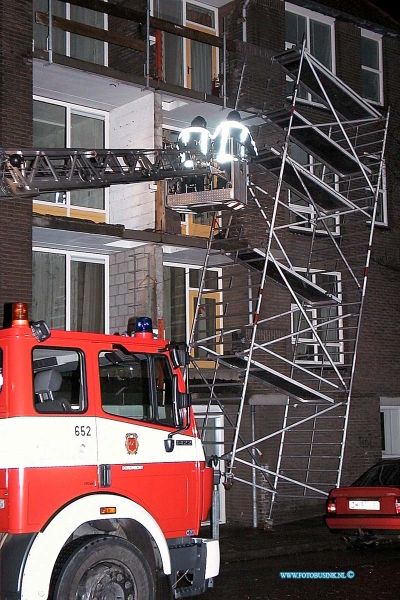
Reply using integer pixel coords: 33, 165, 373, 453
32, 249, 107, 333
33, 0, 107, 65
363, 153, 387, 226
154, 0, 218, 94
291, 271, 343, 364
380, 399, 400, 457
163, 263, 222, 362
361, 30, 383, 104
99, 351, 177, 427
33, 347, 86, 413
154, 0, 184, 87
33, 98, 107, 212
352, 461, 400, 486
288, 144, 340, 235
185, 2, 217, 95
285, 4, 335, 100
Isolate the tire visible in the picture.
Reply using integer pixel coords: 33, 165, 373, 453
53, 536, 155, 600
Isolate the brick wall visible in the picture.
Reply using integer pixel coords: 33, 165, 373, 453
109, 244, 163, 334
0, 0, 33, 325
213, 0, 400, 526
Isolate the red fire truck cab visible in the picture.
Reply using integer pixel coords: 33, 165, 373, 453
0, 304, 219, 600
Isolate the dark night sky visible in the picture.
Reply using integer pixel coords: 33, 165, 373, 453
368, 1, 399, 20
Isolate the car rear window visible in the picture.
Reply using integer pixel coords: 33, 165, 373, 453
352, 463, 400, 487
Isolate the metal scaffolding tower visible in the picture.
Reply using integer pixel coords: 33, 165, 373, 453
189, 45, 389, 522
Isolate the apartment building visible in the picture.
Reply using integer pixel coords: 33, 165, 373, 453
0, 0, 399, 525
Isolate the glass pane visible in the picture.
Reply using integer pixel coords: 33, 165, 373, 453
154, 0, 183, 86
100, 352, 153, 421
33, 0, 65, 54
191, 40, 212, 94
362, 69, 380, 102
193, 212, 214, 226
33, 100, 66, 147
163, 266, 186, 342
310, 20, 331, 69
70, 112, 105, 208
381, 412, 385, 451
71, 112, 104, 148
70, 5, 104, 64
186, 3, 214, 28
195, 297, 216, 358
70, 188, 105, 209
33, 347, 85, 412
154, 356, 176, 426
352, 462, 400, 487
290, 144, 309, 166
285, 11, 306, 46
32, 251, 66, 329
361, 37, 379, 70
70, 260, 105, 333
189, 268, 218, 290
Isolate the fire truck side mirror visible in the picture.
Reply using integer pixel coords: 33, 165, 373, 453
170, 345, 190, 368
177, 391, 192, 410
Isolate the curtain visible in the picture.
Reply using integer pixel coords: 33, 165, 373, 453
191, 40, 212, 94
163, 266, 186, 343
70, 260, 105, 333
32, 252, 66, 329
154, 0, 183, 86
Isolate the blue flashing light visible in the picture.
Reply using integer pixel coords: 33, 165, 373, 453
135, 316, 153, 334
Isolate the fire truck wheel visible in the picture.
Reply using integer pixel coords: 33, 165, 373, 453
52, 535, 155, 600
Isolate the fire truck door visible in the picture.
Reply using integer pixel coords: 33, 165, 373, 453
96, 350, 201, 535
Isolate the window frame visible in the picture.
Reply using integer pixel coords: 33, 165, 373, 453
99, 350, 181, 428
360, 29, 383, 106
184, 0, 219, 94
33, 96, 109, 217
33, 247, 109, 333
285, 3, 336, 104
163, 262, 223, 366
32, 346, 87, 413
290, 269, 344, 365
151, 0, 218, 93
380, 406, 400, 457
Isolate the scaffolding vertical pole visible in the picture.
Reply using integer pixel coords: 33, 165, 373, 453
251, 405, 258, 528
222, 18, 227, 109
47, 0, 53, 65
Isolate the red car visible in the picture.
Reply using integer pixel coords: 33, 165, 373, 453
325, 459, 400, 547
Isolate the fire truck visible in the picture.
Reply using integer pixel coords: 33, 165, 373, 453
0, 137, 252, 599
0, 302, 220, 600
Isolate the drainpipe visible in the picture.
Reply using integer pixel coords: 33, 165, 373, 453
145, 0, 150, 89
242, 0, 251, 43
47, 0, 53, 65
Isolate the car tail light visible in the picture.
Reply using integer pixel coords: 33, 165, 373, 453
326, 498, 336, 514
395, 498, 400, 515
